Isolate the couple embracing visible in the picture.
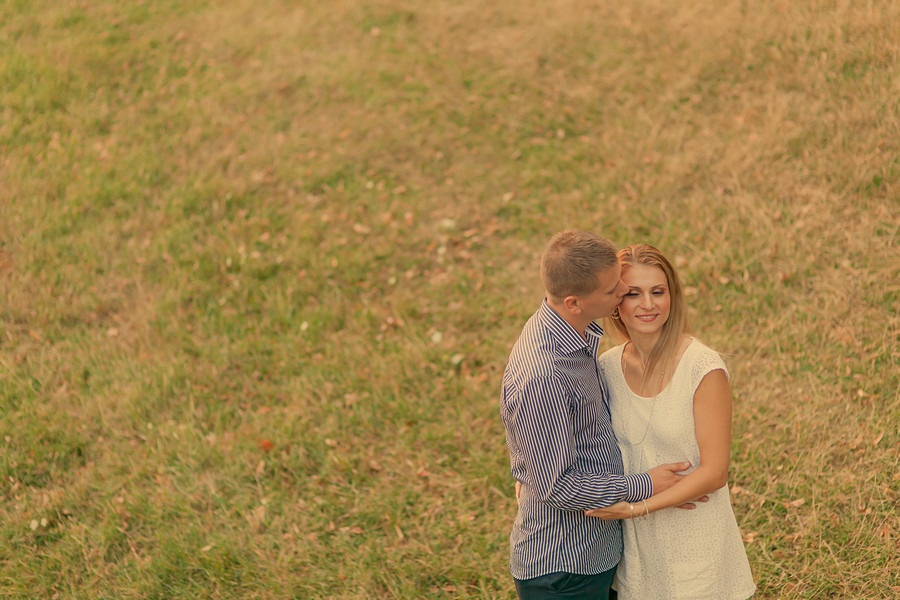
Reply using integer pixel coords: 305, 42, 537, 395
500, 230, 755, 599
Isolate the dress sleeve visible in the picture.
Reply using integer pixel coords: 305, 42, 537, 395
596, 346, 619, 378
689, 343, 729, 397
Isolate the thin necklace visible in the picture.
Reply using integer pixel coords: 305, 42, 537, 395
623, 342, 658, 446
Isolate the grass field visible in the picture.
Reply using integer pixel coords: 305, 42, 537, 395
1, 0, 897, 598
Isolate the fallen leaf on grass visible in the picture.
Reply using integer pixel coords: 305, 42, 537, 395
246, 505, 266, 532
783, 498, 805, 508
339, 526, 363, 535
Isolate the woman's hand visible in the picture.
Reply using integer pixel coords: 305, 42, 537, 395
585, 501, 635, 520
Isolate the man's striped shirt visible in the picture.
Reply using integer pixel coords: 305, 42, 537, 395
501, 300, 652, 579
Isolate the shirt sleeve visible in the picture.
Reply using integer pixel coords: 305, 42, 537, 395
509, 374, 652, 511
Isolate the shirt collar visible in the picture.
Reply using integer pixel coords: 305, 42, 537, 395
539, 300, 605, 355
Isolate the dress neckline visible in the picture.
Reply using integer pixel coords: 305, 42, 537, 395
618, 337, 696, 399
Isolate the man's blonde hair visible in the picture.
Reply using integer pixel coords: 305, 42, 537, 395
540, 230, 618, 303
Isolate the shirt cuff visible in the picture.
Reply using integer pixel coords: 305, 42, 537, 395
623, 472, 653, 502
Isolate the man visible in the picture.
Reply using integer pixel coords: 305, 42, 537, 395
500, 230, 690, 599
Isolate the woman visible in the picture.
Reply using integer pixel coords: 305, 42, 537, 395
586, 244, 755, 600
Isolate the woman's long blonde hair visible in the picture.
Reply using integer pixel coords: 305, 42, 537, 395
605, 244, 690, 384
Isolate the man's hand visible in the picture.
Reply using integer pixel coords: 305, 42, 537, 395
647, 461, 691, 494
675, 495, 709, 510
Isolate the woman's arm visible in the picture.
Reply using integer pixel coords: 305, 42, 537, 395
585, 368, 732, 519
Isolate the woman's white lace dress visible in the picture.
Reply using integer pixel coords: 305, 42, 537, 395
599, 338, 756, 600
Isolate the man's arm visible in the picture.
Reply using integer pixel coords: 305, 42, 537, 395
510, 376, 683, 510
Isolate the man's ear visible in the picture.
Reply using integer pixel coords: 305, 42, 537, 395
563, 295, 582, 315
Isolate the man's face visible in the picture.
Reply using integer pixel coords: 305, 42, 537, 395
577, 264, 628, 321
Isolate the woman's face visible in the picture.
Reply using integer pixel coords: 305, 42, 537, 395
618, 264, 671, 337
